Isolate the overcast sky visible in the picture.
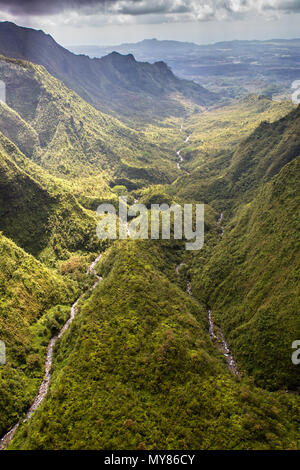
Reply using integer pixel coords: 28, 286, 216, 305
0, 0, 299, 46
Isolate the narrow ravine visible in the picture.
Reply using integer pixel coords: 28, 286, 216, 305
207, 308, 239, 375
0, 253, 104, 450
175, 211, 240, 376
208, 211, 239, 374
87, 253, 103, 290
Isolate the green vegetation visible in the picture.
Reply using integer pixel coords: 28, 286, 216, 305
0, 133, 102, 264
0, 232, 77, 436
9, 241, 300, 450
0, 40, 299, 450
169, 96, 296, 207
0, 55, 181, 187
191, 156, 300, 390
183, 95, 294, 172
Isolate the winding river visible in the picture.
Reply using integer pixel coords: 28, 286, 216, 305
218, 211, 224, 236
176, 150, 183, 170
0, 253, 104, 450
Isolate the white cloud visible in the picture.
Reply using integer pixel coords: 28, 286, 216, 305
0, 0, 300, 26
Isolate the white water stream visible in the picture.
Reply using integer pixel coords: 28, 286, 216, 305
0, 253, 103, 450
208, 212, 239, 374
176, 136, 191, 172
207, 308, 239, 375
175, 212, 239, 376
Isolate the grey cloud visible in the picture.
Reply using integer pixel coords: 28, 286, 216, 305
0, 0, 299, 19
110, 1, 190, 16
261, 0, 300, 12
0, 1, 114, 15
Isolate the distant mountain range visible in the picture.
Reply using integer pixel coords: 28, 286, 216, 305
70, 37, 300, 98
0, 22, 218, 122
70, 37, 300, 60
70, 38, 202, 59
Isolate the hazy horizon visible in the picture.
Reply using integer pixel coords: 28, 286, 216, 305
65, 32, 300, 49
0, 1, 299, 47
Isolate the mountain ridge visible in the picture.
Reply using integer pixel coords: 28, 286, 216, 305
71, 36, 300, 100
0, 55, 180, 187
0, 22, 218, 122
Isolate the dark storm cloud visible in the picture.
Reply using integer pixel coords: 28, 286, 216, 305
0, 0, 114, 16
0, 0, 300, 19
0, 1, 187, 17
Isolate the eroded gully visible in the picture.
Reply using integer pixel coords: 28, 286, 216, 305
0, 253, 104, 450
176, 212, 239, 376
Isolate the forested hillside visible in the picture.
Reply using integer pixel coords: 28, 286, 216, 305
0, 132, 101, 264
0, 22, 299, 451
169, 96, 297, 207
8, 240, 300, 450
0, 55, 178, 186
189, 156, 300, 390
0, 232, 76, 438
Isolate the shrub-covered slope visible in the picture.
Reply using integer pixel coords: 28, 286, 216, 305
192, 156, 300, 390
179, 95, 295, 175
0, 232, 76, 437
0, 55, 178, 185
9, 241, 300, 450
170, 99, 297, 208
0, 133, 101, 263
225, 105, 300, 204
0, 40, 298, 450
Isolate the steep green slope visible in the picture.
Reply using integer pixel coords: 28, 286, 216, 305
0, 101, 39, 158
0, 107, 117, 212
0, 133, 100, 264
180, 95, 294, 173
9, 241, 300, 450
0, 31, 298, 450
0, 141, 54, 256
0, 22, 218, 122
169, 98, 296, 207
225, 105, 300, 204
0, 232, 76, 437
191, 156, 300, 390
0, 55, 178, 186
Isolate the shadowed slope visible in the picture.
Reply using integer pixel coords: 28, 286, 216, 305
0, 22, 218, 122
